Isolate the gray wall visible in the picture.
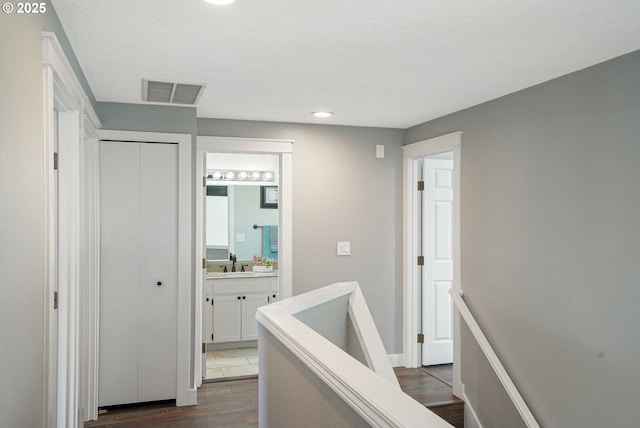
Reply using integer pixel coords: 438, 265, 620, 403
198, 119, 405, 353
96, 102, 197, 135
0, 3, 94, 426
231, 185, 279, 260
294, 294, 350, 350
406, 50, 640, 428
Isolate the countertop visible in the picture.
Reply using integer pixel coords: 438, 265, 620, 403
206, 271, 278, 280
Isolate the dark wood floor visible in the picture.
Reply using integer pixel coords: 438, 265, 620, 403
85, 379, 258, 428
85, 366, 461, 428
395, 365, 464, 428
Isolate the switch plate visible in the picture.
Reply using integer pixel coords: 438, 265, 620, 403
236, 233, 246, 242
337, 241, 351, 256
376, 145, 385, 158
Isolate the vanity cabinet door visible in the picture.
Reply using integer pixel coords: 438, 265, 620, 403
213, 295, 242, 343
203, 280, 214, 343
241, 294, 269, 341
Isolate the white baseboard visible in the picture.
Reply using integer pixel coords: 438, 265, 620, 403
463, 393, 483, 428
388, 353, 405, 367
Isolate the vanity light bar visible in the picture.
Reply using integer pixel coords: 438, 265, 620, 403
207, 170, 275, 182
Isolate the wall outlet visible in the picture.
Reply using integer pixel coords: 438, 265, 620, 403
337, 241, 351, 256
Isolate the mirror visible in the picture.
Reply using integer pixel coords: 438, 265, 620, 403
206, 185, 279, 261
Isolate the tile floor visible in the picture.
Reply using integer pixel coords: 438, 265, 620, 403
204, 346, 259, 380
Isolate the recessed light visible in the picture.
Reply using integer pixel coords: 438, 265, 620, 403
204, 0, 235, 5
312, 111, 333, 118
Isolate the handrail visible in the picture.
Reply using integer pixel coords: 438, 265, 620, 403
450, 289, 541, 428
257, 282, 453, 427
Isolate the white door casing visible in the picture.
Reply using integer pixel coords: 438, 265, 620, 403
195, 136, 293, 383
422, 157, 454, 366
43, 31, 102, 427
403, 131, 462, 397
99, 129, 194, 407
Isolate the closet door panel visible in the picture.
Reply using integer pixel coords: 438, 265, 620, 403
98, 142, 140, 406
138, 143, 178, 401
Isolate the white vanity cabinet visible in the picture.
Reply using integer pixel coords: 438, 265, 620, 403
205, 275, 278, 344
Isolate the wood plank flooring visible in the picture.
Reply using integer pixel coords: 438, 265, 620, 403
85, 366, 461, 428
85, 379, 258, 428
395, 366, 464, 428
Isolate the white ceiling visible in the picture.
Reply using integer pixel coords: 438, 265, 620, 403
51, 0, 640, 129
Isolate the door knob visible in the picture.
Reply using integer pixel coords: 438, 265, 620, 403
157, 281, 162, 286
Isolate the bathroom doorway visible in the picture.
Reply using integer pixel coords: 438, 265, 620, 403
195, 136, 293, 385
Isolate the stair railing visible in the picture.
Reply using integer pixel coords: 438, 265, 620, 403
450, 289, 541, 428
257, 281, 454, 427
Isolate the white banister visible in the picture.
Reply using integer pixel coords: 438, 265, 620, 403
450, 289, 541, 428
257, 282, 453, 428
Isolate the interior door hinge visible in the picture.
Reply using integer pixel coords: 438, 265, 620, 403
53, 291, 58, 309
203, 176, 207, 187
417, 180, 424, 191
202, 258, 206, 269
202, 343, 206, 354
417, 255, 424, 266
417, 333, 424, 344
211, 334, 214, 341
53, 152, 59, 170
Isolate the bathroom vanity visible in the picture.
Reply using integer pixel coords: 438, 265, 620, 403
204, 272, 278, 344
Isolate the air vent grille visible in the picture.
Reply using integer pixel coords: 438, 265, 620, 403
142, 79, 206, 105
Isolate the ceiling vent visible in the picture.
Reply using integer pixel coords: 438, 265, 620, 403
142, 79, 206, 105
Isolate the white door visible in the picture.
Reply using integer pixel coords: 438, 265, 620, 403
422, 156, 454, 366
241, 294, 269, 341
138, 143, 178, 402
213, 295, 242, 343
99, 141, 178, 406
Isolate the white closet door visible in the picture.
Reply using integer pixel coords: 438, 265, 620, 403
138, 143, 178, 402
99, 142, 141, 406
99, 141, 178, 406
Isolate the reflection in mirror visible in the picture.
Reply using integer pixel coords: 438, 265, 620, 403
206, 185, 279, 261
206, 186, 229, 260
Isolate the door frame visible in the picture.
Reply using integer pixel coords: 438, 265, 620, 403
195, 136, 294, 385
403, 131, 463, 396
99, 129, 195, 406
43, 31, 102, 427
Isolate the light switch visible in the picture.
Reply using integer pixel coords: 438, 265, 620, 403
337, 241, 351, 256
376, 145, 385, 158
236, 233, 246, 242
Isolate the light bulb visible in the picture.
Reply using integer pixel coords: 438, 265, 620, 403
204, 0, 235, 5
312, 111, 333, 118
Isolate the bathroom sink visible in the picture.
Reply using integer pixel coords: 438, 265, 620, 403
207, 271, 277, 279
